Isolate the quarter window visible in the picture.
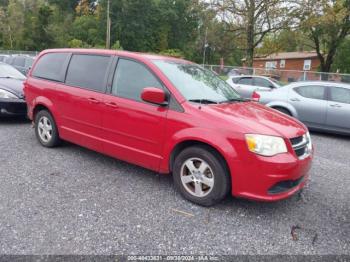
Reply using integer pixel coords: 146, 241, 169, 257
294, 85, 326, 100
330, 87, 350, 104
65, 54, 111, 92
112, 59, 162, 101
32, 53, 70, 82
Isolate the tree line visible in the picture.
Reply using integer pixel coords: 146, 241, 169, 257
0, 0, 349, 73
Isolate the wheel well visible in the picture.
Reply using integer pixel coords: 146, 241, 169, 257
169, 140, 230, 176
271, 106, 292, 116
33, 104, 49, 122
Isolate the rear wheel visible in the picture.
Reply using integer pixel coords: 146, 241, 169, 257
35, 110, 61, 147
173, 145, 231, 206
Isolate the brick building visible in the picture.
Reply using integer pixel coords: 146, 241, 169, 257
250, 51, 320, 71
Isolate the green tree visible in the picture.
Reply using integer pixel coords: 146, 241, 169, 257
30, 5, 54, 50
211, 0, 290, 66
70, 15, 101, 47
332, 37, 350, 73
0, 0, 25, 49
256, 30, 315, 55
111, 40, 123, 50
298, 0, 350, 72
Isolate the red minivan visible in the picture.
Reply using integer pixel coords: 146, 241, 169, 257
24, 49, 313, 206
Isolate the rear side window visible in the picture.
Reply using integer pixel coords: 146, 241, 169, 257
14, 57, 25, 67
32, 53, 70, 82
294, 85, 326, 100
65, 54, 111, 92
330, 87, 350, 104
238, 77, 252, 85
254, 77, 272, 88
112, 58, 162, 102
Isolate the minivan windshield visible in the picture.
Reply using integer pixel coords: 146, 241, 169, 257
0, 63, 26, 80
153, 60, 242, 104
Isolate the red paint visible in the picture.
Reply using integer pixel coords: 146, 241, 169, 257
141, 87, 167, 105
24, 49, 313, 202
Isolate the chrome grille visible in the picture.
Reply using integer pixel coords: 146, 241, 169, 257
290, 133, 312, 159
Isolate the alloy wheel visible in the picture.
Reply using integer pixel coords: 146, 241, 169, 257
180, 157, 215, 198
38, 116, 53, 143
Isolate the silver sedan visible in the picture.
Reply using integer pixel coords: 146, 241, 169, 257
226, 75, 281, 98
254, 81, 350, 135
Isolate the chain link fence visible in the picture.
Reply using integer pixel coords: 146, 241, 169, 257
1, 51, 349, 84
204, 65, 350, 84
0, 50, 38, 57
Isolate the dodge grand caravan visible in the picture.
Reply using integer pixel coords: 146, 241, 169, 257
24, 49, 313, 206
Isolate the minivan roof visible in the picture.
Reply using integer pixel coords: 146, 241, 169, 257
38, 48, 191, 64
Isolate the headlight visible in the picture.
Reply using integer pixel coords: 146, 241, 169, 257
305, 131, 313, 153
245, 134, 287, 156
0, 89, 17, 99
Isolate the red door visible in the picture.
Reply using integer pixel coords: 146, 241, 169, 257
101, 58, 168, 171
55, 83, 105, 152
55, 54, 113, 152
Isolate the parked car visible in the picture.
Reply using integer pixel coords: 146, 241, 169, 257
4, 56, 14, 65
24, 49, 313, 206
4, 55, 34, 75
0, 62, 27, 116
253, 81, 350, 135
0, 55, 9, 62
226, 75, 282, 98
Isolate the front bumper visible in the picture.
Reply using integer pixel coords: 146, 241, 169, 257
231, 149, 313, 201
0, 98, 27, 116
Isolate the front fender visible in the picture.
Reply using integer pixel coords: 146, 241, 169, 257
266, 101, 298, 118
159, 127, 239, 174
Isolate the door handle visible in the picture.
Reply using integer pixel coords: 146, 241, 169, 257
290, 98, 300, 102
330, 104, 342, 108
88, 98, 101, 104
105, 102, 119, 109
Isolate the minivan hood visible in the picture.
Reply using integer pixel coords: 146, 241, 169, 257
0, 78, 25, 98
202, 102, 306, 138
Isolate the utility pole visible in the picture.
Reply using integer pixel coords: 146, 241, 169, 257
202, 27, 208, 66
106, 0, 111, 49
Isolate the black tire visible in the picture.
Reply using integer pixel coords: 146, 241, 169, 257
274, 107, 292, 116
35, 110, 61, 147
173, 145, 231, 206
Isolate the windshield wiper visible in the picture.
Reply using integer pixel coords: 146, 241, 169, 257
188, 99, 219, 104
219, 98, 250, 104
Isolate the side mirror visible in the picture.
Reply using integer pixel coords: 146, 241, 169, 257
141, 87, 167, 106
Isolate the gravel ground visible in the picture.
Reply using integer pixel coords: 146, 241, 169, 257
0, 117, 349, 255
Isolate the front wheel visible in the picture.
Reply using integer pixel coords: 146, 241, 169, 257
173, 146, 231, 206
35, 110, 61, 147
